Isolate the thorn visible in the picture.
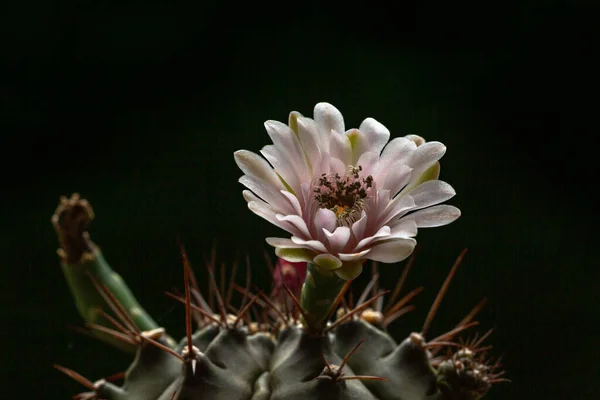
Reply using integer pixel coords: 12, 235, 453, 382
421, 249, 467, 337
356, 272, 379, 307
473, 328, 494, 350
176, 239, 205, 327
225, 259, 239, 314
190, 288, 213, 317
94, 308, 135, 339
67, 325, 97, 341
53, 364, 95, 391
280, 280, 309, 325
220, 261, 226, 304
323, 280, 353, 324
104, 371, 125, 382
384, 250, 417, 315
232, 284, 269, 309
457, 297, 488, 328
371, 263, 380, 311
319, 353, 333, 375
133, 332, 184, 362
339, 375, 386, 381
383, 286, 424, 325
348, 290, 354, 311
339, 339, 365, 372
234, 290, 262, 328
170, 391, 177, 400
325, 290, 390, 332
428, 321, 479, 346
275, 261, 292, 320
259, 292, 289, 326
73, 392, 97, 400
382, 305, 416, 329
318, 339, 386, 383
86, 272, 139, 334
86, 323, 138, 346
263, 249, 275, 276
424, 341, 462, 349
206, 244, 218, 311
164, 291, 224, 327
238, 258, 252, 314
203, 249, 229, 327
178, 244, 196, 359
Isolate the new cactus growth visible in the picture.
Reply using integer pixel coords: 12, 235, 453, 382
53, 103, 507, 399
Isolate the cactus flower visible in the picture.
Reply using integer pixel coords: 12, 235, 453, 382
234, 103, 460, 280
271, 258, 307, 299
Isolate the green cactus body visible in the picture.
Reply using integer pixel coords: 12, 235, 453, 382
52, 194, 502, 400
90, 317, 480, 400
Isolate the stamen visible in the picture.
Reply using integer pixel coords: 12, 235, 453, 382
313, 165, 373, 227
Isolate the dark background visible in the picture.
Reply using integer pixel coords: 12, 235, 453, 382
2, 1, 598, 398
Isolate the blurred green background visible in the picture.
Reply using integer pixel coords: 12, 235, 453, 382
1, 1, 598, 399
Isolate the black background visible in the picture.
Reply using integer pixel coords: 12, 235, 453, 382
2, 1, 598, 399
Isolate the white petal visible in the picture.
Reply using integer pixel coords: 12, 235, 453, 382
355, 151, 379, 177
377, 189, 391, 211
324, 226, 351, 254
280, 190, 303, 216
366, 238, 417, 263
378, 194, 416, 227
265, 237, 304, 248
328, 131, 352, 166
313, 208, 337, 235
248, 201, 302, 237
290, 236, 328, 253
260, 145, 301, 194
313, 254, 342, 270
383, 165, 413, 197
379, 138, 417, 172
351, 211, 368, 241
408, 180, 456, 209
389, 219, 418, 238
276, 214, 311, 239
243, 189, 262, 204
295, 116, 322, 170
339, 249, 370, 261
408, 141, 446, 179
239, 175, 294, 215
314, 102, 345, 137
403, 205, 461, 227
299, 182, 312, 211
329, 157, 347, 176
264, 120, 310, 181
354, 225, 391, 252
288, 111, 303, 134
234, 150, 283, 189
404, 134, 425, 146
344, 128, 366, 165
359, 117, 390, 155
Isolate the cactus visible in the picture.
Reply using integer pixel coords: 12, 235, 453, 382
53, 104, 507, 400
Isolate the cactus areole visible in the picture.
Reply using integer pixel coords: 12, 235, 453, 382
53, 104, 507, 399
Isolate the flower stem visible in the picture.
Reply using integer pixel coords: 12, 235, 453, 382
299, 263, 345, 332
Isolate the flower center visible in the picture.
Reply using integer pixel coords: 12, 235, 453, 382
313, 166, 374, 226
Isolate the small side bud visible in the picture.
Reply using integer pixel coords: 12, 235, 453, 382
51, 193, 95, 264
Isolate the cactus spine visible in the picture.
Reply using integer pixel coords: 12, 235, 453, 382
52, 194, 506, 400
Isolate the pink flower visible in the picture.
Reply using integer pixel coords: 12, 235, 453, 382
234, 103, 460, 280
271, 259, 307, 299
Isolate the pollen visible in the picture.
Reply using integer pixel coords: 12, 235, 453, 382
313, 165, 373, 226
333, 205, 349, 217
